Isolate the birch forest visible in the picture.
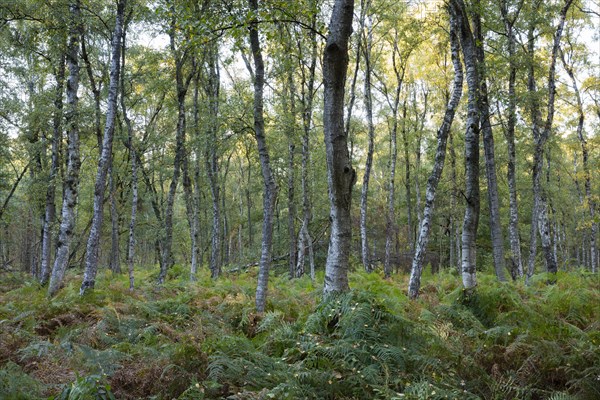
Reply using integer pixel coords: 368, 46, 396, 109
1, 0, 599, 398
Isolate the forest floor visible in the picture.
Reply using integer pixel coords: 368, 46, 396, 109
0, 264, 599, 399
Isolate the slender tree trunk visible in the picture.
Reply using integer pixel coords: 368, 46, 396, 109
401, 101, 413, 251
109, 169, 121, 273
344, 13, 362, 161
204, 44, 222, 279
296, 15, 317, 279
40, 54, 65, 285
500, 0, 523, 279
48, 0, 82, 297
525, 8, 541, 283
450, 0, 480, 292
158, 11, 194, 284
221, 156, 231, 266
413, 88, 427, 233
81, 33, 103, 150
248, 0, 278, 312
472, 1, 506, 282
206, 135, 221, 278
408, 15, 463, 298
449, 132, 459, 271
245, 147, 253, 248
80, 0, 125, 294
359, 2, 374, 272
323, 0, 355, 295
188, 71, 203, 280
561, 49, 597, 273
121, 41, 138, 290
383, 31, 406, 279
531, 0, 573, 281
286, 73, 298, 279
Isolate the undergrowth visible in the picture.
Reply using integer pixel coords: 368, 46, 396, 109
0, 266, 598, 399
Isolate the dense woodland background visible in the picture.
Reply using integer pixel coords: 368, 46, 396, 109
0, 0, 599, 398
1, 0, 599, 293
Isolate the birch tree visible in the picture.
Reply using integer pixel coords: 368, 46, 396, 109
248, 0, 278, 312
81, 0, 126, 294
408, 11, 463, 299
323, 0, 355, 294
48, 0, 82, 296
449, 0, 480, 292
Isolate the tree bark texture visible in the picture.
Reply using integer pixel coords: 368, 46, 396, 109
450, 0, 480, 291
408, 14, 463, 299
249, 0, 278, 313
472, 0, 506, 282
500, 0, 523, 279
40, 54, 65, 285
359, 2, 375, 272
48, 0, 82, 297
80, 0, 125, 294
323, 0, 355, 295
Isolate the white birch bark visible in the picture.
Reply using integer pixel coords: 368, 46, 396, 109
408, 14, 463, 299
48, 0, 82, 297
80, 0, 125, 294
359, 1, 375, 272
450, 0, 480, 292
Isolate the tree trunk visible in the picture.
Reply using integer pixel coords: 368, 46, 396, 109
120, 26, 137, 290
109, 169, 121, 273
286, 73, 297, 279
413, 88, 427, 234
408, 14, 463, 299
48, 0, 82, 297
81, 32, 103, 150
450, 0, 480, 292
40, 54, 65, 285
296, 14, 317, 279
359, 2, 374, 272
221, 156, 231, 266
188, 70, 202, 280
472, 1, 506, 282
500, 0, 523, 279
449, 132, 460, 272
530, 0, 573, 281
248, 0, 278, 312
561, 49, 597, 273
401, 101, 413, 252
383, 31, 406, 279
344, 12, 362, 161
323, 0, 355, 295
80, 0, 125, 294
204, 44, 222, 279
158, 10, 194, 284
